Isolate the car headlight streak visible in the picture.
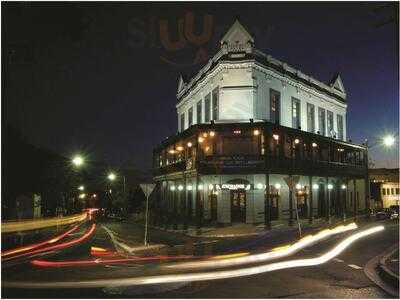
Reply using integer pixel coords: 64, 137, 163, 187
165, 222, 358, 270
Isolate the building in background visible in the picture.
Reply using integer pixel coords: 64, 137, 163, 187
153, 20, 368, 229
370, 168, 399, 209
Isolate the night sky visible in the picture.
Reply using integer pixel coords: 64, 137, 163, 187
3, 2, 399, 171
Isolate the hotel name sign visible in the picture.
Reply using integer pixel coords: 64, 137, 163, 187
212, 183, 253, 191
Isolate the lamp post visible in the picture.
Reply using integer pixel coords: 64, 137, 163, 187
71, 155, 85, 213
364, 134, 396, 215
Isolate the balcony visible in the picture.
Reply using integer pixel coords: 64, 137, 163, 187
154, 122, 367, 178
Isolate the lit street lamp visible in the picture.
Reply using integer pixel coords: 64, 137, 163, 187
72, 155, 84, 167
107, 172, 116, 181
107, 172, 126, 193
78, 185, 84, 191
364, 134, 396, 215
383, 135, 395, 147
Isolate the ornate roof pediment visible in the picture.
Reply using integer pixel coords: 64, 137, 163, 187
329, 73, 345, 94
220, 20, 254, 53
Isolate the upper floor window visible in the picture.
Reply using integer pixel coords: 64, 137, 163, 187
292, 97, 301, 129
180, 113, 185, 131
307, 103, 315, 133
337, 114, 344, 140
382, 188, 386, 195
188, 107, 193, 127
318, 107, 326, 136
212, 87, 219, 120
196, 100, 202, 123
204, 93, 211, 123
327, 111, 334, 137
270, 89, 280, 125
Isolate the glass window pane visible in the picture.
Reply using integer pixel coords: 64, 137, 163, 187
180, 113, 185, 131
292, 97, 301, 129
270, 89, 280, 124
327, 111, 334, 137
212, 87, 219, 120
337, 115, 343, 140
318, 107, 326, 136
307, 103, 315, 133
188, 107, 193, 127
205, 93, 211, 122
197, 100, 202, 123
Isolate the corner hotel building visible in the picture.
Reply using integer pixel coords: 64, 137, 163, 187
153, 21, 368, 229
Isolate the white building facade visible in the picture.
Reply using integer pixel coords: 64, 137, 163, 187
153, 21, 368, 229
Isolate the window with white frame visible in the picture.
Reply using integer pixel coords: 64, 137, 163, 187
188, 107, 193, 127
337, 114, 344, 140
307, 103, 315, 133
180, 113, 185, 132
327, 110, 334, 137
196, 100, 202, 123
204, 93, 211, 122
292, 97, 301, 129
318, 107, 326, 136
212, 87, 219, 120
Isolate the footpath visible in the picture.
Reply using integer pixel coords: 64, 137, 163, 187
101, 214, 370, 256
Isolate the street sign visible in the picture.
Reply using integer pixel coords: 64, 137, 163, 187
283, 176, 300, 190
140, 184, 156, 198
139, 183, 156, 246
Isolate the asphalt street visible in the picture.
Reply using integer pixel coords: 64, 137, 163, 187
2, 218, 398, 298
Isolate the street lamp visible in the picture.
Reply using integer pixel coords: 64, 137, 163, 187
72, 155, 84, 167
107, 172, 116, 181
383, 135, 395, 147
364, 134, 396, 215
78, 185, 84, 191
107, 172, 126, 193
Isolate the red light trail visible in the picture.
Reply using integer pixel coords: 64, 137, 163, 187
2, 224, 80, 258
2, 223, 96, 262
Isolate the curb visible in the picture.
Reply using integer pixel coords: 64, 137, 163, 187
364, 243, 399, 297
377, 246, 399, 291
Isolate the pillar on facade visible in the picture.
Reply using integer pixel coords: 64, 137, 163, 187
341, 179, 347, 222
308, 176, 313, 224
183, 174, 188, 230
195, 174, 202, 231
353, 179, 357, 221
289, 185, 294, 226
173, 181, 178, 230
165, 180, 170, 229
326, 177, 331, 223
265, 173, 271, 229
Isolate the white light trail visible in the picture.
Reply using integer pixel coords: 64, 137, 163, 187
2, 225, 384, 289
165, 222, 358, 270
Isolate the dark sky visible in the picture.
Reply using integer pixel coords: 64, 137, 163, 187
3, 2, 399, 171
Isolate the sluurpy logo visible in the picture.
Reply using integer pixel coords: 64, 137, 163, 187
128, 11, 215, 68
127, 11, 275, 68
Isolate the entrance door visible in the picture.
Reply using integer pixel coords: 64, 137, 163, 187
231, 190, 246, 223
269, 187, 280, 220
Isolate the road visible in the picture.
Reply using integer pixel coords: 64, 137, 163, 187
2, 217, 398, 298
